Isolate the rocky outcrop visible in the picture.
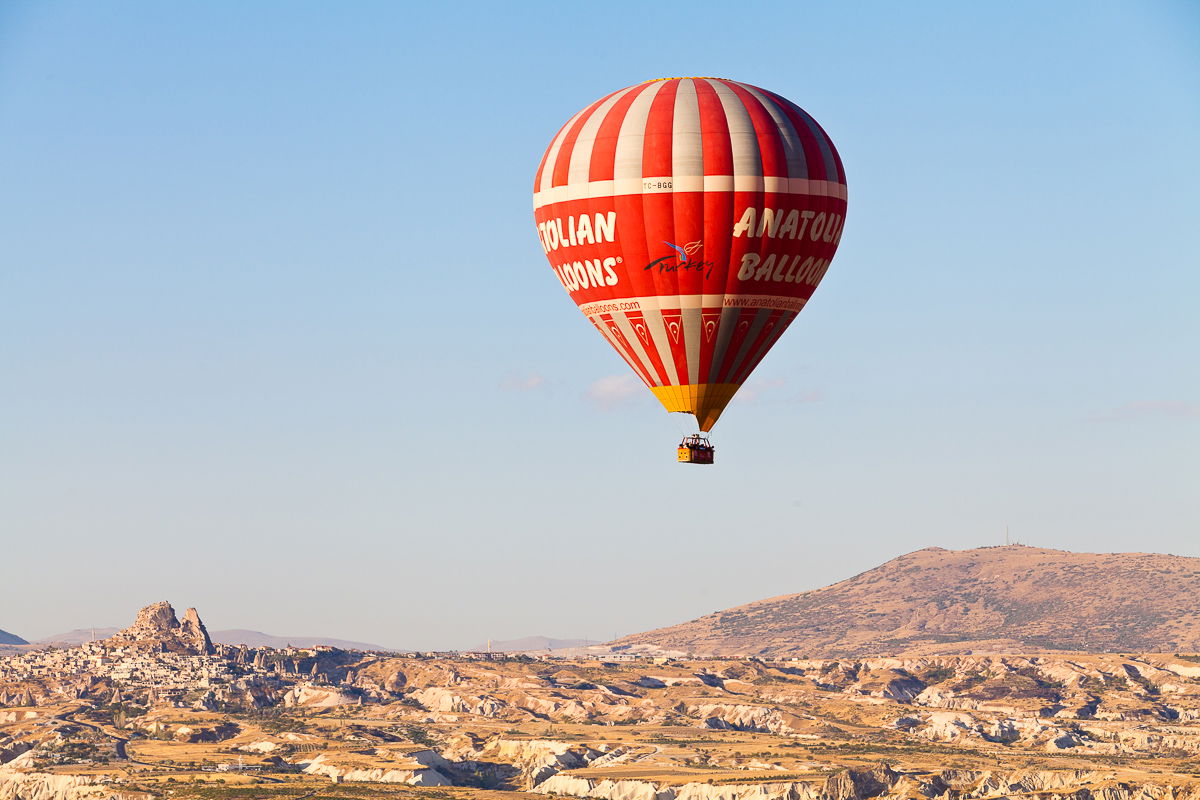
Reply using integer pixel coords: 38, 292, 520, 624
0, 740, 31, 766
533, 767, 1200, 800
409, 687, 510, 717
178, 607, 212, 653
0, 768, 103, 800
692, 703, 807, 735
296, 749, 454, 786
104, 601, 214, 655
281, 684, 360, 708
477, 738, 606, 789
0, 712, 38, 725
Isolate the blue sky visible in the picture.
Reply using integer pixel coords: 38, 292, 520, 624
1, 1, 1197, 648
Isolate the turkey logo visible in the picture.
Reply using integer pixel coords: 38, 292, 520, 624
645, 241, 713, 278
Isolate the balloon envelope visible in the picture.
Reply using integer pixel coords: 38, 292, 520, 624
533, 77, 847, 431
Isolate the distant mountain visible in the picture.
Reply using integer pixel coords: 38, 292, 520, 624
209, 629, 395, 651
0, 629, 28, 646
37, 626, 393, 652
465, 636, 594, 653
613, 545, 1200, 657
36, 628, 121, 645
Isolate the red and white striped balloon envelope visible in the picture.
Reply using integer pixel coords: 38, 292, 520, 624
533, 77, 847, 432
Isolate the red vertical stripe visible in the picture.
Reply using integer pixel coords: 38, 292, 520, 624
696, 80, 734, 176
641, 81, 677, 178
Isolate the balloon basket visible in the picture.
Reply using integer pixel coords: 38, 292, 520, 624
677, 434, 715, 465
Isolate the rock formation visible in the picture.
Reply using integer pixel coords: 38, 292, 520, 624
104, 601, 214, 655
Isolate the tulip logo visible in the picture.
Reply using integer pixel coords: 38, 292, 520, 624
664, 240, 703, 264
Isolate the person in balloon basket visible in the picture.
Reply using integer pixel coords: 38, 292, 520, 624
678, 434, 715, 464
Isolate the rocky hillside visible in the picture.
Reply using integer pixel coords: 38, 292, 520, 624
0, 632, 24, 647
103, 600, 214, 655
612, 545, 1200, 657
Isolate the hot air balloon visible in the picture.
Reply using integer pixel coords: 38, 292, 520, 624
532, 77, 847, 463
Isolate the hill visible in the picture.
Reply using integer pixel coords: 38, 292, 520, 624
464, 636, 593, 653
35, 627, 121, 645
210, 629, 395, 651
612, 545, 1200, 657
0, 629, 27, 646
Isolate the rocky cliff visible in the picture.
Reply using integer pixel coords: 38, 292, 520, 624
104, 601, 214, 655
613, 545, 1200, 656
0, 767, 101, 800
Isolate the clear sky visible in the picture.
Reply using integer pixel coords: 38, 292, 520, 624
1, 1, 1197, 649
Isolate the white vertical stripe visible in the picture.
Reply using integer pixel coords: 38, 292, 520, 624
612, 80, 666, 183
640, 311, 681, 387
708, 81, 761, 186
707, 308, 741, 383
567, 86, 639, 186
538, 105, 591, 194
671, 79, 702, 179
682, 307, 701, 388
736, 83, 807, 180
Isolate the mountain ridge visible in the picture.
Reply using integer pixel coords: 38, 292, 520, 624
210, 629, 396, 651
463, 636, 594, 653
0, 629, 27, 646
612, 544, 1200, 657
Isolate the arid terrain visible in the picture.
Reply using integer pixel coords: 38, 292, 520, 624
614, 546, 1200, 657
3, 596, 1200, 800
